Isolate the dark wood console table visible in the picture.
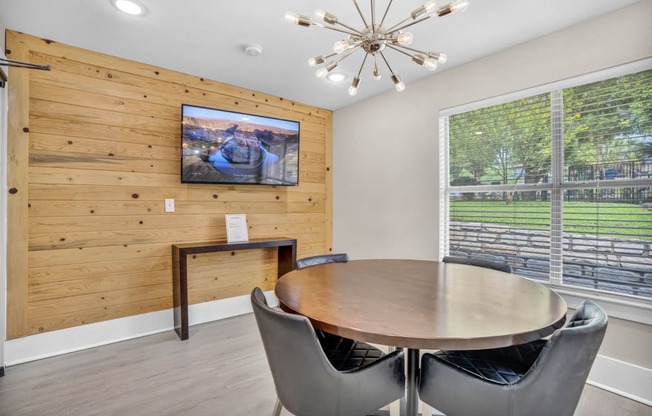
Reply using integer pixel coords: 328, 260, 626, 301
172, 237, 297, 340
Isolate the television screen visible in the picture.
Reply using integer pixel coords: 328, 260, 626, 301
181, 104, 300, 185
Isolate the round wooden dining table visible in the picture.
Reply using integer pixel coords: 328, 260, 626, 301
274, 259, 567, 416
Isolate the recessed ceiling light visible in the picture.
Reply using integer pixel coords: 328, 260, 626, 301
112, 0, 145, 16
326, 72, 347, 82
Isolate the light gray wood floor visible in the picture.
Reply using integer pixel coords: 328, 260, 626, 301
0, 314, 650, 416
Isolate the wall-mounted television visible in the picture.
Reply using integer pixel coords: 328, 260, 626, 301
181, 104, 300, 185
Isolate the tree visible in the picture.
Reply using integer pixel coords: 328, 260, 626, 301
448, 69, 652, 198
564, 70, 652, 180
449, 92, 551, 199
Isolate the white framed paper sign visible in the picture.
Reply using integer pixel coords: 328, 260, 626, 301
225, 214, 249, 243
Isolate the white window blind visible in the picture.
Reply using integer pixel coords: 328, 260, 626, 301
560, 70, 652, 297
441, 65, 652, 300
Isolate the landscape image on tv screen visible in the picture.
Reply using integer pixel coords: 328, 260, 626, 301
181, 104, 300, 185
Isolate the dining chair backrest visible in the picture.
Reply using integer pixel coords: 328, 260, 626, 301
443, 255, 512, 273
250, 287, 405, 416
511, 299, 608, 414
419, 299, 608, 416
296, 253, 349, 270
251, 288, 339, 414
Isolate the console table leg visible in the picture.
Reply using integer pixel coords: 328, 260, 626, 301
173, 249, 189, 340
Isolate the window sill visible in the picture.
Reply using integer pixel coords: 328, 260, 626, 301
546, 283, 652, 326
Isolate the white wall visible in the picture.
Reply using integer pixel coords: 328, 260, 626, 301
333, 0, 652, 396
0, 21, 5, 54
334, 0, 652, 261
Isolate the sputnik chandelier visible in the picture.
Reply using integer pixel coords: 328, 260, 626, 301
285, 0, 469, 96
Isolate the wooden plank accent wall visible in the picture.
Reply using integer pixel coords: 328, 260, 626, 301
5, 31, 333, 339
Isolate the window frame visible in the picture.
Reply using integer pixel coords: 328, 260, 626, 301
439, 58, 652, 318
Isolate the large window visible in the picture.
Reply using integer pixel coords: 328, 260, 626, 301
440, 63, 652, 300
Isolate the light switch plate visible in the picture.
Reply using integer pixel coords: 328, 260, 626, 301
164, 198, 175, 213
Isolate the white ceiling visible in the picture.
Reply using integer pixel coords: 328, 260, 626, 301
0, 0, 641, 110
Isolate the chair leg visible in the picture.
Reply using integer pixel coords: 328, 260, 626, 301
272, 398, 283, 416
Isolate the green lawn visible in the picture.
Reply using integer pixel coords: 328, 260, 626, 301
450, 200, 652, 241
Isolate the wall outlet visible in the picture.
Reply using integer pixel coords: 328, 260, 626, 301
164, 198, 175, 213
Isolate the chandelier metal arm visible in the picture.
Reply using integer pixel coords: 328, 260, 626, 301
386, 14, 433, 34
322, 52, 339, 61
391, 43, 435, 56
352, 0, 369, 28
333, 45, 363, 65
313, 22, 361, 37
323, 19, 364, 35
371, 0, 376, 33
356, 53, 370, 78
379, 0, 394, 27
385, 44, 413, 58
378, 50, 396, 75
338, 21, 364, 34
385, 15, 413, 33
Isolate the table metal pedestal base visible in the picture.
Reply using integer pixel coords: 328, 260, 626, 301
404, 348, 420, 416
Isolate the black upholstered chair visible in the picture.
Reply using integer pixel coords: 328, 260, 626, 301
251, 287, 405, 416
296, 253, 369, 353
419, 300, 608, 416
296, 253, 349, 270
443, 255, 513, 273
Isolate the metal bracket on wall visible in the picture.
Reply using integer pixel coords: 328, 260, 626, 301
0, 57, 51, 72
0, 66, 6, 89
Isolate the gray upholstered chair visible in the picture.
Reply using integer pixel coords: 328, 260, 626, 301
296, 253, 349, 270
251, 288, 405, 416
419, 300, 608, 416
443, 255, 513, 273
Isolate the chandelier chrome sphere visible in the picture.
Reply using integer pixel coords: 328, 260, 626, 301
285, 0, 469, 96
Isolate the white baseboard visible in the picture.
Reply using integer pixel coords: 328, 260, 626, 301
4, 291, 279, 366
587, 354, 652, 406
4, 294, 650, 407
5, 308, 173, 366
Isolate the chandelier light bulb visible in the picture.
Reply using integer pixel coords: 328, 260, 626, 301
438, 0, 469, 16
411, 1, 437, 19
333, 40, 349, 54
348, 76, 361, 96
423, 57, 438, 71
315, 9, 338, 24
285, 11, 299, 24
430, 52, 447, 63
391, 74, 405, 92
316, 67, 329, 79
372, 66, 382, 80
308, 55, 325, 67
333, 39, 356, 54
316, 61, 338, 78
285, 11, 312, 27
412, 53, 436, 70
424, 1, 438, 13
450, 0, 470, 13
396, 32, 414, 45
